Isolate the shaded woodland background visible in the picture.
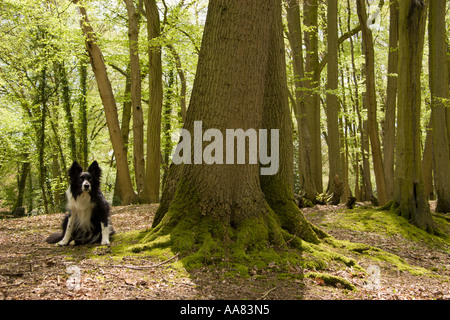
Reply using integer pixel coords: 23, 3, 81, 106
0, 0, 449, 221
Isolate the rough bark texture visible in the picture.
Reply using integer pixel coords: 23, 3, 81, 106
303, 0, 323, 193
142, 0, 163, 203
356, 0, 387, 205
285, 0, 316, 201
428, 0, 450, 213
326, 0, 343, 203
141, 0, 321, 268
392, 0, 437, 233
124, 0, 145, 197
383, 0, 399, 200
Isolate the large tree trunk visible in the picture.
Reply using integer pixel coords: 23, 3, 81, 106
124, 0, 146, 198
393, 0, 437, 233
141, 0, 320, 266
285, 0, 316, 201
356, 0, 387, 205
383, 0, 399, 200
142, 0, 163, 203
428, 0, 450, 213
78, 4, 138, 205
326, 0, 343, 204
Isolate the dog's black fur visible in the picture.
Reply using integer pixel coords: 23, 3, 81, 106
46, 161, 114, 246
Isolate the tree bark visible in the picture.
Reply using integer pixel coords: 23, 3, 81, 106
326, 0, 343, 204
124, 0, 146, 198
113, 66, 132, 206
145, 0, 320, 266
142, 0, 163, 203
303, 0, 323, 193
383, 0, 399, 200
12, 159, 30, 217
393, 0, 437, 233
77, 4, 137, 205
78, 58, 89, 169
285, 0, 316, 201
356, 0, 387, 205
428, 0, 450, 213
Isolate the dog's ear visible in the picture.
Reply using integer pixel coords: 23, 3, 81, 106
88, 161, 102, 179
68, 161, 83, 180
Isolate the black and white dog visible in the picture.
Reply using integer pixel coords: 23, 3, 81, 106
46, 161, 114, 246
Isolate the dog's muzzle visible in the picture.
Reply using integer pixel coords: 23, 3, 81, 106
82, 181, 91, 192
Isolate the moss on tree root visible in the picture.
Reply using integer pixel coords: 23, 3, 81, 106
125, 180, 364, 277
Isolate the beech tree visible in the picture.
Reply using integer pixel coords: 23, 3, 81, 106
303, 0, 322, 193
137, 0, 321, 265
356, 0, 387, 206
142, 0, 163, 204
285, 0, 317, 202
326, 0, 343, 204
428, 0, 450, 213
123, 0, 146, 198
390, 0, 437, 233
77, 2, 138, 205
383, 0, 399, 200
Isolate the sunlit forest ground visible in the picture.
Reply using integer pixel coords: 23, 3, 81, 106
0, 202, 449, 300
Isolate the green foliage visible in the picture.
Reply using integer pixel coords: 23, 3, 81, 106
0, 0, 206, 213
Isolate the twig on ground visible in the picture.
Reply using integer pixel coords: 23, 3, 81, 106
108, 253, 179, 270
260, 287, 276, 300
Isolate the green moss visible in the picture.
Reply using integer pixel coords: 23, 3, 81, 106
329, 207, 450, 249
305, 272, 356, 291
322, 235, 429, 276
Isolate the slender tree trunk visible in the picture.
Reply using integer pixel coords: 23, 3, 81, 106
393, 0, 437, 233
78, 4, 137, 205
303, 0, 322, 193
447, 44, 450, 152
146, 0, 320, 265
59, 63, 77, 162
124, 0, 146, 198
13, 159, 30, 217
285, 0, 316, 201
37, 65, 49, 215
162, 69, 174, 185
383, 0, 399, 200
167, 44, 187, 123
113, 67, 132, 206
356, 0, 387, 205
422, 119, 434, 200
326, 0, 343, 204
428, 0, 450, 213
78, 58, 89, 168
142, 0, 163, 203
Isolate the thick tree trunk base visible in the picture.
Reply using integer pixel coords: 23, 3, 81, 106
131, 179, 328, 271
380, 200, 440, 235
436, 199, 450, 214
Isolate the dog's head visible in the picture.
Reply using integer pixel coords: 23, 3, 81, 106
68, 161, 102, 197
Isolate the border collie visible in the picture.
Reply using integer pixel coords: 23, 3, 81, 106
46, 161, 114, 246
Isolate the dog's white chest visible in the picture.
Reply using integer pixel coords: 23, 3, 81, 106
66, 189, 95, 231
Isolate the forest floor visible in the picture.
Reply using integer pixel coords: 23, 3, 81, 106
0, 202, 449, 301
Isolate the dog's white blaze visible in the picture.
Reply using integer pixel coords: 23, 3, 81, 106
66, 188, 95, 232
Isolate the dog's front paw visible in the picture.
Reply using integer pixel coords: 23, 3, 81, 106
101, 239, 110, 246
57, 240, 68, 247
